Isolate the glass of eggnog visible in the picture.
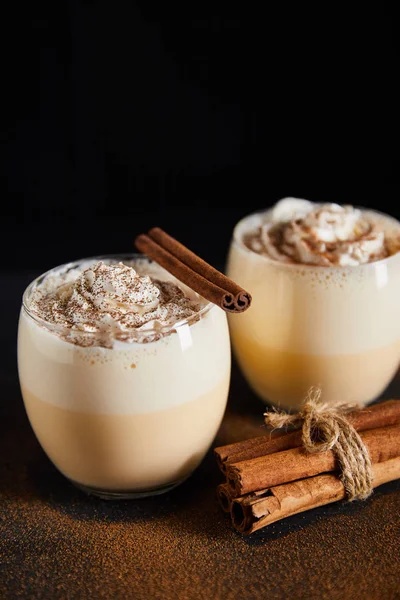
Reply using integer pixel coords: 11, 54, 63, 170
226, 198, 400, 410
18, 255, 231, 498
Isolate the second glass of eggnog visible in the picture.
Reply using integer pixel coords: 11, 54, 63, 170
226, 198, 400, 410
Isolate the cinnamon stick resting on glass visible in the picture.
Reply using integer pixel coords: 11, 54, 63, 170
135, 227, 251, 313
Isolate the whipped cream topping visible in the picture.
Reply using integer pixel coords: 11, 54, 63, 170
28, 261, 203, 346
244, 198, 392, 266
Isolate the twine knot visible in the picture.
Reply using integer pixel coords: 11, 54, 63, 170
264, 387, 373, 501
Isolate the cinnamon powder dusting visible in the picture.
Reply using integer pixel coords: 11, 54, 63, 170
28, 260, 204, 347
1, 411, 399, 600
243, 201, 400, 267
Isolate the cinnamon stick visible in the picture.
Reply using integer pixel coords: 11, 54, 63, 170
225, 424, 400, 496
214, 400, 400, 473
231, 456, 400, 534
216, 483, 235, 514
134, 228, 251, 313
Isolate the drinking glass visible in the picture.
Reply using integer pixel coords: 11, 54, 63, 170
18, 255, 231, 498
226, 209, 400, 410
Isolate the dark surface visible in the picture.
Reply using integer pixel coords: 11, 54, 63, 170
1, 272, 400, 600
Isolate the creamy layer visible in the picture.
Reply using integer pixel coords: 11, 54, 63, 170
229, 330, 400, 409
18, 303, 230, 414
242, 198, 400, 266
227, 238, 400, 354
22, 376, 229, 490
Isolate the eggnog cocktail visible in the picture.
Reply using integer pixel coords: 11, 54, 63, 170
227, 198, 400, 409
18, 257, 231, 498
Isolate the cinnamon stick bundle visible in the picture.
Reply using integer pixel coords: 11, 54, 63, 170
225, 424, 400, 496
231, 456, 400, 534
214, 399, 400, 473
135, 227, 251, 313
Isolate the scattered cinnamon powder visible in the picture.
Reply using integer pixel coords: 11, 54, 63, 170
1, 407, 399, 600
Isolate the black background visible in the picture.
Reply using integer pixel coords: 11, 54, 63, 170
1, 2, 397, 273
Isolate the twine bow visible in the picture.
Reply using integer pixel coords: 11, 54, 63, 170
264, 387, 373, 501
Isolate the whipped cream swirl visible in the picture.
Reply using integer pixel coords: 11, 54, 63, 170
245, 198, 389, 266
29, 261, 202, 345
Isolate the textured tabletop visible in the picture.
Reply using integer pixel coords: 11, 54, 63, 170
1, 272, 399, 600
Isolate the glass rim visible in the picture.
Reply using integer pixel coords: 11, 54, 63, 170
232, 205, 400, 271
22, 253, 214, 339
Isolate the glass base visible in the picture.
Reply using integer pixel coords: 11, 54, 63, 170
70, 478, 187, 500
